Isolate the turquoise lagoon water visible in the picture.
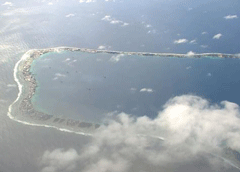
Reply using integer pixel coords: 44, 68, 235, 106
30, 51, 240, 123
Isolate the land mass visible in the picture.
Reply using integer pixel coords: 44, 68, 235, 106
7, 47, 240, 134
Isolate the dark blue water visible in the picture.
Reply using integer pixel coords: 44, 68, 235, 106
4, 0, 239, 54
31, 51, 240, 123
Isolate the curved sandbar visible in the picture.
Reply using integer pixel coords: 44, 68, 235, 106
7, 47, 240, 135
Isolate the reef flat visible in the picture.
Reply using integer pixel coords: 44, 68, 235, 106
7, 47, 240, 134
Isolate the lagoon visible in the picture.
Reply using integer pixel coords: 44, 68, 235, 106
30, 50, 240, 124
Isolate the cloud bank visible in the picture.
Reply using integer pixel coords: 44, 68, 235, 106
41, 95, 240, 172
41, 149, 79, 172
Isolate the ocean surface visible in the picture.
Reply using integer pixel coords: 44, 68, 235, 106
0, 0, 239, 171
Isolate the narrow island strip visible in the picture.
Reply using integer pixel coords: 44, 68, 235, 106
7, 47, 240, 135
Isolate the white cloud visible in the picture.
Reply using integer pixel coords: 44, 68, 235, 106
41, 95, 240, 171
213, 33, 222, 39
121, 23, 129, 27
186, 66, 192, 70
98, 45, 106, 50
109, 54, 124, 63
102, 15, 129, 27
65, 14, 75, 18
186, 51, 195, 56
81, 95, 240, 170
140, 88, 154, 93
202, 32, 208, 35
86, 0, 95, 3
41, 149, 79, 172
101, 15, 111, 21
174, 39, 188, 44
2, 2, 12, 6
189, 39, 197, 44
48, 2, 53, 5
147, 29, 156, 34
110, 20, 121, 24
142, 22, 157, 34
224, 15, 238, 20
84, 158, 129, 172
98, 45, 111, 50
145, 24, 152, 28
79, 0, 95, 3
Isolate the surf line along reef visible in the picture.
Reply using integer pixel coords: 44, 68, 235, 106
7, 46, 240, 134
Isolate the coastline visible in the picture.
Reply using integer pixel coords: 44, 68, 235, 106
7, 46, 240, 136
